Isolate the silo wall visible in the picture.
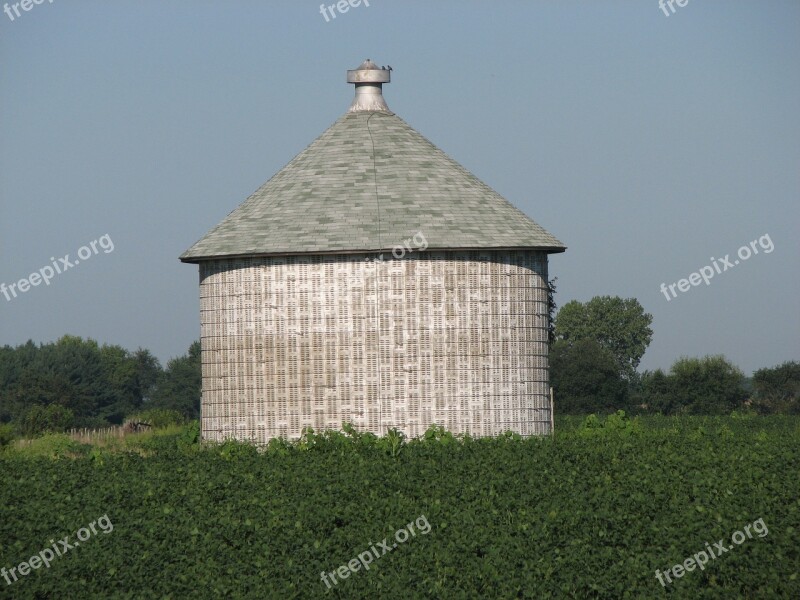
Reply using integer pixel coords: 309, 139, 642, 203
198, 250, 551, 443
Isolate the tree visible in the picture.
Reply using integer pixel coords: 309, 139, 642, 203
751, 361, 800, 414
550, 339, 628, 414
132, 349, 162, 404
666, 355, 747, 414
149, 341, 201, 419
554, 296, 653, 381
96, 346, 163, 423
0, 337, 164, 429
634, 369, 675, 414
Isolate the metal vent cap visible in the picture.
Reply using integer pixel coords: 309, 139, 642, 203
347, 58, 391, 113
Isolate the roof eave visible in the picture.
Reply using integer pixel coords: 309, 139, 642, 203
179, 245, 567, 264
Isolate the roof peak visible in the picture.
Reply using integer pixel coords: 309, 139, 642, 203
346, 58, 392, 113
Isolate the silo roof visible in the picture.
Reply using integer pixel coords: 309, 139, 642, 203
180, 61, 565, 263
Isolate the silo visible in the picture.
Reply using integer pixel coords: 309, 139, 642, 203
180, 60, 566, 443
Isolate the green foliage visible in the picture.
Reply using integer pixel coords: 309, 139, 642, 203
147, 341, 201, 419
0, 417, 797, 598
422, 423, 457, 444
12, 433, 88, 459
730, 408, 759, 420
0, 423, 15, 448
341, 421, 379, 448
0, 338, 198, 432
128, 408, 185, 428
550, 339, 628, 414
634, 368, 675, 413
0, 336, 162, 429
580, 413, 603, 430
377, 427, 406, 457
578, 410, 640, 437
17, 403, 74, 436
751, 361, 800, 414
127, 425, 192, 454
633, 356, 750, 415
554, 296, 653, 380
218, 437, 261, 460
296, 426, 317, 451
265, 435, 293, 456
667, 355, 748, 414
181, 419, 201, 446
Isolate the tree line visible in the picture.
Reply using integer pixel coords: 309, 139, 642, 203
550, 295, 799, 415
1, 296, 797, 437
0, 336, 200, 436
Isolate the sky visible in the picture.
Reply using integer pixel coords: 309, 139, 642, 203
1, 0, 798, 376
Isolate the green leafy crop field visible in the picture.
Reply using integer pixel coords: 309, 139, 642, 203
1, 415, 798, 599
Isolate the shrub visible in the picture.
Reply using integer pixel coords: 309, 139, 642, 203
422, 423, 458, 445
180, 420, 201, 446
218, 438, 260, 460
580, 414, 603, 431
0, 423, 16, 448
578, 410, 639, 437
376, 428, 405, 457
18, 404, 74, 436
265, 436, 293, 456
752, 361, 800, 414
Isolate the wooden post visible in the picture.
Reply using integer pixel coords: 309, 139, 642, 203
549, 386, 555, 435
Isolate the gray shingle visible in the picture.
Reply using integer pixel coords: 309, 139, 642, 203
180, 111, 566, 262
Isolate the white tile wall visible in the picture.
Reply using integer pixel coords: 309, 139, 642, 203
199, 251, 552, 443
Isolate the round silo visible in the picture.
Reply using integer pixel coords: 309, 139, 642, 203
181, 59, 565, 443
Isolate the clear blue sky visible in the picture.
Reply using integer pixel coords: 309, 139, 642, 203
1, 1, 798, 375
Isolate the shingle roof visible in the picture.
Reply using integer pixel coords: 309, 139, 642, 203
180, 110, 565, 263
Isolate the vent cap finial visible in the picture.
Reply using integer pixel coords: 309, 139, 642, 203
347, 59, 391, 113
